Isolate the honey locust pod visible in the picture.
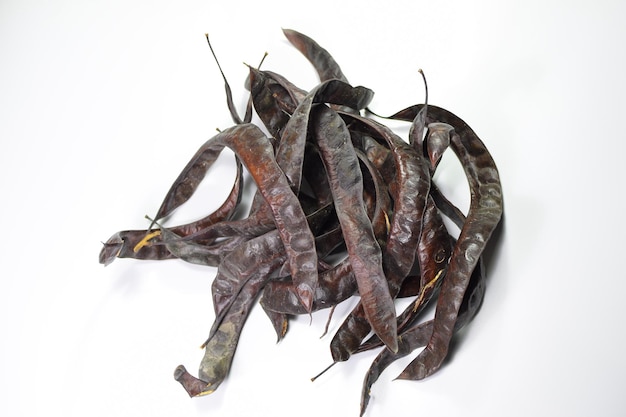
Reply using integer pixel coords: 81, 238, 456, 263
99, 28, 503, 416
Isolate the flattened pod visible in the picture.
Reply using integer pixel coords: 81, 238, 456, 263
175, 239, 278, 396
260, 258, 357, 315
159, 225, 245, 267
99, 159, 243, 265
261, 70, 308, 107
208, 202, 334, 340
153, 124, 319, 313
356, 195, 453, 353
276, 78, 373, 192
208, 230, 286, 340
248, 68, 293, 140
329, 111, 430, 362
361, 256, 486, 415
397, 256, 487, 380
313, 105, 398, 353
282, 28, 349, 83
399, 116, 502, 379
221, 125, 320, 314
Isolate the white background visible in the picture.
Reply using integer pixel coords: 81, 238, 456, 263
2, 0, 625, 416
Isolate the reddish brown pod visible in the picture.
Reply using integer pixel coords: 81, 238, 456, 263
99, 28, 503, 416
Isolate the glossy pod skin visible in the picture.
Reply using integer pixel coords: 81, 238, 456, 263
404, 127, 501, 380
359, 255, 487, 416
99, 28, 503, 416
328, 111, 431, 362
208, 202, 335, 341
355, 195, 453, 354
174, 231, 284, 396
373, 104, 503, 379
282, 28, 349, 84
167, 123, 319, 313
258, 151, 390, 318
314, 105, 398, 353
98, 160, 243, 265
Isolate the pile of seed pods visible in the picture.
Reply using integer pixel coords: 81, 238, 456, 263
99, 29, 503, 416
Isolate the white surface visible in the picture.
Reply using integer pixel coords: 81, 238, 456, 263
2, 1, 625, 416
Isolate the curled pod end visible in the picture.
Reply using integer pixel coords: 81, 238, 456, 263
173, 365, 213, 397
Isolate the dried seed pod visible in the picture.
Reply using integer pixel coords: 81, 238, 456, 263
99, 29, 503, 416
313, 105, 398, 353
398, 110, 502, 380
282, 28, 349, 84
99, 159, 243, 265
329, 111, 430, 362
360, 255, 486, 415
